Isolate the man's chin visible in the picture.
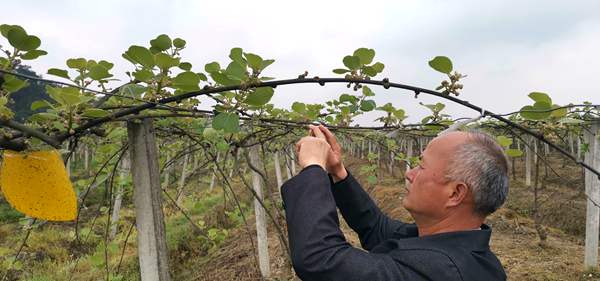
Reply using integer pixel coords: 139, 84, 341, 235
402, 197, 410, 209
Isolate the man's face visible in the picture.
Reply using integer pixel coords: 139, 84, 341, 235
402, 133, 467, 219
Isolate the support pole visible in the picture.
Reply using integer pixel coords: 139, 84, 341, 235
127, 119, 170, 281
525, 136, 532, 187
584, 121, 600, 269
249, 145, 271, 278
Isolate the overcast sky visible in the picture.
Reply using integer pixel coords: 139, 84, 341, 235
3, 0, 600, 124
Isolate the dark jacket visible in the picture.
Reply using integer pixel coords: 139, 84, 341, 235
281, 165, 506, 281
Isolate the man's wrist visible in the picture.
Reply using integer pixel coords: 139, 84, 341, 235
331, 165, 348, 183
302, 161, 326, 171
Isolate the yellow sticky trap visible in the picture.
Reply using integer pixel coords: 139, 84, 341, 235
0, 150, 77, 221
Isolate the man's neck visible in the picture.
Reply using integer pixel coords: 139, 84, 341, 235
415, 211, 484, 237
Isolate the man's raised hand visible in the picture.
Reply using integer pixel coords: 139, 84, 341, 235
295, 125, 331, 170
316, 125, 348, 182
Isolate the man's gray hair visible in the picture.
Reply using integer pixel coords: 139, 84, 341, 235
445, 132, 509, 216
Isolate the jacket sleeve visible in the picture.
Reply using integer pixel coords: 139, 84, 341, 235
330, 170, 417, 250
281, 165, 409, 281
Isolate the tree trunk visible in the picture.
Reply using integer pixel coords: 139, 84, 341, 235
175, 152, 189, 205
162, 151, 171, 189
209, 152, 220, 191
84, 145, 89, 171
274, 151, 283, 190
285, 150, 293, 179
289, 146, 296, 175
110, 154, 129, 240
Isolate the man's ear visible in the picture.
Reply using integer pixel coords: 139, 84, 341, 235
447, 182, 469, 207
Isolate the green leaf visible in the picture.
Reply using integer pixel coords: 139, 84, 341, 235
66, 58, 87, 70
98, 60, 114, 70
0, 24, 23, 38
428, 56, 453, 74
212, 113, 240, 133
82, 108, 109, 118
550, 105, 567, 118
520, 102, 552, 120
244, 53, 263, 71
362, 66, 377, 77
179, 62, 192, 71
88, 64, 112, 80
229, 48, 244, 64
155, 53, 180, 70
353, 48, 375, 65
394, 109, 406, 119
496, 136, 513, 148
149, 46, 161, 54
422, 102, 446, 113
362, 86, 375, 97
47, 68, 70, 79
216, 141, 229, 151
197, 73, 208, 81
150, 34, 172, 51
62, 87, 88, 106
528, 92, 551, 104
46, 86, 85, 106
20, 49, 47, 60
343, 55, 360, 70
30, 100, 52, 111
506, 149, 523, 158
260, 59, 274, 70
377, 102, 395, 113
339, 94, 357, 103
172, 71, 200, 91
7, 28, 41, 51
210, 72, 236, 86
291, 102, 306, 114
125, 46, 155, 68
132, 69, 154, 82
202, 127, 218, 139
173, 38, 186, 48
333, 68, 349, 74
2, 74, 28, 93
225, 62, 247, 81
371, 62, 385, 73
205, 62, 221, 73
245, 87, 274, 106
360, 100, 376, 112
119, 84, 147, 97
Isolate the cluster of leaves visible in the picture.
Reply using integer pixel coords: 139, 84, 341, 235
0, 25, 47, 119
323, 85, 379, 126
428, 56, 465, 96
359, 152, 380, 186
204, 48, 277, 133
374, 103, 406, 127
333, 48, 385, 86
496, 135, 524, 158
419, 102, 454, 133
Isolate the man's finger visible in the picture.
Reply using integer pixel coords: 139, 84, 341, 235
319, 125, 340, 149
311, 126, 326, 139
308, 125, 316, 137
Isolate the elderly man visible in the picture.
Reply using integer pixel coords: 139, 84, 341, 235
281, 125, 508, 281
